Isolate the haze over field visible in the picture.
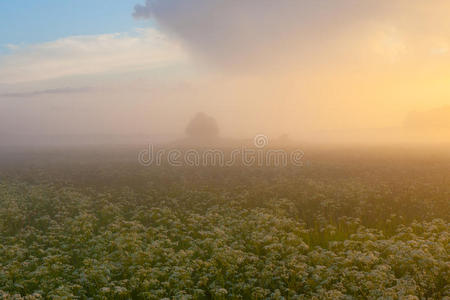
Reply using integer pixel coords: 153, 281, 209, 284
0, 1, 449, 146
1, 3, 450, 299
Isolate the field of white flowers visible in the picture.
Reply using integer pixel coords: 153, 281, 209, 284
0, 150, 448, 299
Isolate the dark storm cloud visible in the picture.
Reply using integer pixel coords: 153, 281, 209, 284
133, 0, 384, 68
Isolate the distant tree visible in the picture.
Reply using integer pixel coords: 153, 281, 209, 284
185, 112, 219, 140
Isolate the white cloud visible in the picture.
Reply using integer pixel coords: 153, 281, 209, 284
0, 28, 188, 84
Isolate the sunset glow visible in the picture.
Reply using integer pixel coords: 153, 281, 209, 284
0, 1, 449, 145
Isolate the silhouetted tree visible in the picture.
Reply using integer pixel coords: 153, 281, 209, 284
185, 112, 219, 140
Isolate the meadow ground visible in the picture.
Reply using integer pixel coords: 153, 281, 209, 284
0, 146, 448, 299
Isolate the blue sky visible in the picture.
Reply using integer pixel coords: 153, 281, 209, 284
0, 0, 148, 52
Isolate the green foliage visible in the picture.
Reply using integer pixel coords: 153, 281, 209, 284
0, 153, 449, 299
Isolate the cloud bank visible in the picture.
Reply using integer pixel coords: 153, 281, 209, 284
0, 29, 187, 84
0, 87, 92, 98
133, 0, 380, 69
133, 1, 450, 71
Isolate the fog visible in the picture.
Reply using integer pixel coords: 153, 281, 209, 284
1, 1, 449, 147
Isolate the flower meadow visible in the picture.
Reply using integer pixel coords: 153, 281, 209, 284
0, 149, 449, 299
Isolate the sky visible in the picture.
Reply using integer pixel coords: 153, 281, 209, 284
0, 1, 139, 52
0, 1, 449, 145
